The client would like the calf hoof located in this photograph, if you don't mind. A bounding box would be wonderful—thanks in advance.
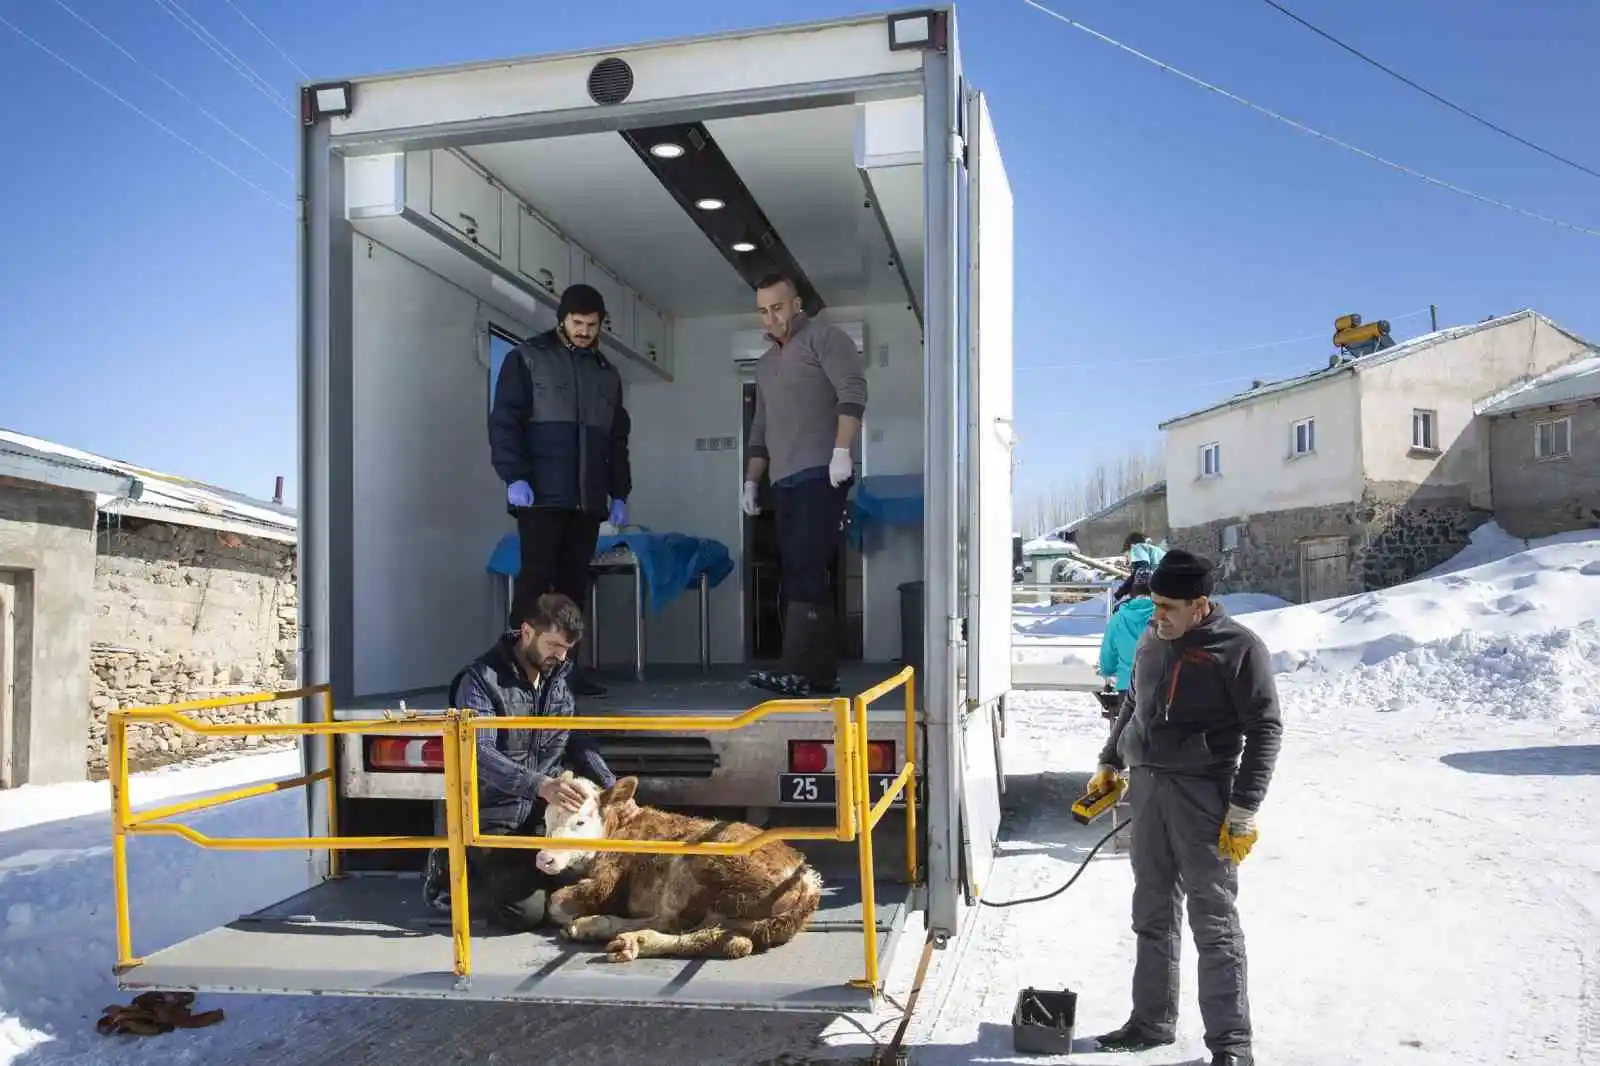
[605,932,642,963]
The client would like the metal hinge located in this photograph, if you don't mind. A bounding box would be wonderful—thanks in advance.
[948,132,966,165]
[947,615,966,647]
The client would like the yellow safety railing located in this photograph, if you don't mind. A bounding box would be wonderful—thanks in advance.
[107,670,920,996]
[845,664,918,991]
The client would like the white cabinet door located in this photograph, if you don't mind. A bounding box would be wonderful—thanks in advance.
[576,254,633,349]
[633,295,668,368]
[429,150,501,258]
[517,207,568,297]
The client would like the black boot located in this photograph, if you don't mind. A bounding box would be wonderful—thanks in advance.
[749,602,814,696]
[1211,1051,1254,1066]
[804,601,841,695]
[1094,1019,1176,1052]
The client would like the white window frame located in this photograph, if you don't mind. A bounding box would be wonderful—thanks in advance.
[487,325,521,412]
[1411,408,1438,452]
[1199,441,1221,479]
[1290,417,1315,458]
[1534,416,1572,461]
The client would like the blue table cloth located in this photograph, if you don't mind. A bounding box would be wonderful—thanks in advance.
[850,473,923,547]
[487,530,734,615]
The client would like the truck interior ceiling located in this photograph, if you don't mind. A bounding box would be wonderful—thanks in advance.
[341,98,928,712]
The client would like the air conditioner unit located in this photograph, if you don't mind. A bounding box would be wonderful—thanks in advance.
[730,321,866,365]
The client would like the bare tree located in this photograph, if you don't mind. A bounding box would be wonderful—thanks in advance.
[1019,440,1164,537]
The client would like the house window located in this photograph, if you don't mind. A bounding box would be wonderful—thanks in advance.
[488,327,520,411]
[1199,442,1221,478]
[1411,409,1438,452]
[1534,417,1572,460]
[1291,417,1315,457]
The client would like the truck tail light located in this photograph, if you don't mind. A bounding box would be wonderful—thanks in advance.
[789,741,828,774]
[368,736,444,772]
[867,741,896,774]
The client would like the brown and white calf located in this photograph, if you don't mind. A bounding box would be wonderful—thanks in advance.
[535,772,824,963]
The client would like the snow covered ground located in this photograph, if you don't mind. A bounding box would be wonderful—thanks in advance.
[3,522,1598,1064]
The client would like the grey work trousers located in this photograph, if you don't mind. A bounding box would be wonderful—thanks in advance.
[1127,767,1252,1054]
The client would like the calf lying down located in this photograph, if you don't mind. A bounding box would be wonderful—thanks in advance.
[535,772,823,963]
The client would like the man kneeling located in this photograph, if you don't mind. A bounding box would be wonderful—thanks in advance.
[422,592,615,929]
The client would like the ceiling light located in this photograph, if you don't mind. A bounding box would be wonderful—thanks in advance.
[731,241,756,253]
[649,142,685,159]
[695,197,725,211]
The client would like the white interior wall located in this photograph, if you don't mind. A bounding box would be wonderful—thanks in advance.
[597,302,925,666]
[350,238,534,696]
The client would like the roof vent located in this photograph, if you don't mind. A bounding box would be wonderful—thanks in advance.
[587,57,634,106]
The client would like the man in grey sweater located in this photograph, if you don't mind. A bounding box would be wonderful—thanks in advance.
[1089,549,1282,1066]
[741,273,868,696]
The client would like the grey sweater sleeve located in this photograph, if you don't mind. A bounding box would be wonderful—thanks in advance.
[1227,634,1283,812]
[819,326,868,418]
[748,384,768,460]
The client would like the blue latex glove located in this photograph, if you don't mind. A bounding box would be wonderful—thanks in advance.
[608,498,626,526]
[507,480,534,508]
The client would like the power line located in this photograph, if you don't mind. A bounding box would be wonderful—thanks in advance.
[1022,308,1430,370]
[218,0,309,81]
[150,0,292,116]
[1019,0,1600,239]
[1255,0,1600,182]
[51,0,290,177]
[0,12,292,211]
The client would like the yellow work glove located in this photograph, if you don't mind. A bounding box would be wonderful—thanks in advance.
[1088,764,1121,796]
[1218,803,1258,864]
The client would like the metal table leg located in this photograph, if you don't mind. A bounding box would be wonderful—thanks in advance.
[588,580,600,670]
[632,562,646,682]
[698,571,711,673]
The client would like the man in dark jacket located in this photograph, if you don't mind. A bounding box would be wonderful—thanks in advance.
[421,592,616,930]
[1089,549,1282,1066]
[488,283,631,697]
[740,273,868,697]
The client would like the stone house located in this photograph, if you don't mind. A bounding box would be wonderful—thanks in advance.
[0,429,297,785]
[1158,310,1597,604]
[1057,481,1167,557]
[1480,356,1600,539]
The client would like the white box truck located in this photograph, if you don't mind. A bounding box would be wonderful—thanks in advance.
[112,4,1015,1015]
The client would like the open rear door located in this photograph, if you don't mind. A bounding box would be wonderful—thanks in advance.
[957,88,1014,901]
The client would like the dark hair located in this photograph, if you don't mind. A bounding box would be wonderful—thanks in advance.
[519,592,584,642]
[754,272,797,295]
[557,283,606,320]
[1123,532,1147,551]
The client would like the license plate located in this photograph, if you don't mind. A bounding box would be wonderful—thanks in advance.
[778,772,916,806]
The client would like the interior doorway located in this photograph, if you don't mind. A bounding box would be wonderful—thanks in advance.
[739,379,864,663]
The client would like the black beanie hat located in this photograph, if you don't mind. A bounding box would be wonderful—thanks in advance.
[1148,548,1214,601]
[557,282,606,321]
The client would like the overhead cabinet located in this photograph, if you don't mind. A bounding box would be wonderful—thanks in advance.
[516,206,568,297]
[428,150,502,259]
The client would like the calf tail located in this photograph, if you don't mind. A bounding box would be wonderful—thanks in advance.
[730,863,824,953]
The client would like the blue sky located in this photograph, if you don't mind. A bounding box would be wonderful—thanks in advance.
[2,0,1596,508]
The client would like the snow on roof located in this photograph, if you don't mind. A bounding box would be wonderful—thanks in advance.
[1477,354,1600,417]
[1159,310,1594,430]
[0,428,297,544]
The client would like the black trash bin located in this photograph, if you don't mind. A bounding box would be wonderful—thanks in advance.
[898,580,924,678]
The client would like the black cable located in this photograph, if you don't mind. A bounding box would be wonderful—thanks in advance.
[978,814,1132,909]
[1256,0,1600,182]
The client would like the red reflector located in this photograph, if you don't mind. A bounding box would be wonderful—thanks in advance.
[867,741,895,774]
[790,741,828,774]
[369,736,444,771]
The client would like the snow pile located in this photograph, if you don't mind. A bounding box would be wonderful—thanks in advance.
[1243,526,1600,724]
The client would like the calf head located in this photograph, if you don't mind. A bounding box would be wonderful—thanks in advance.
[534,773,639,876]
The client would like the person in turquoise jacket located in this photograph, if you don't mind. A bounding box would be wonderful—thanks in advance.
[1099,554,1157,692]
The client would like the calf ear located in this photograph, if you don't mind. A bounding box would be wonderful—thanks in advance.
[601,776,638,807]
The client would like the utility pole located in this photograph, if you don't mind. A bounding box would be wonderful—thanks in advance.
[1430,304,1438,332]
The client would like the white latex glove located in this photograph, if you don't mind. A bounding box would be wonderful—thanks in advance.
[741,480,761,517]
[828,447,854,487]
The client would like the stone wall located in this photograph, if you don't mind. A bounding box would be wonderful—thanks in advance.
[1168,484,1490,604]
[87,517,298,777]
[1489,401,1600,539]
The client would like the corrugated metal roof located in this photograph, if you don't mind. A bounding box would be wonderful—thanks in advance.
[1158,310,1588,430]
[1478,355,1600,417]
[0,428,297,543]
